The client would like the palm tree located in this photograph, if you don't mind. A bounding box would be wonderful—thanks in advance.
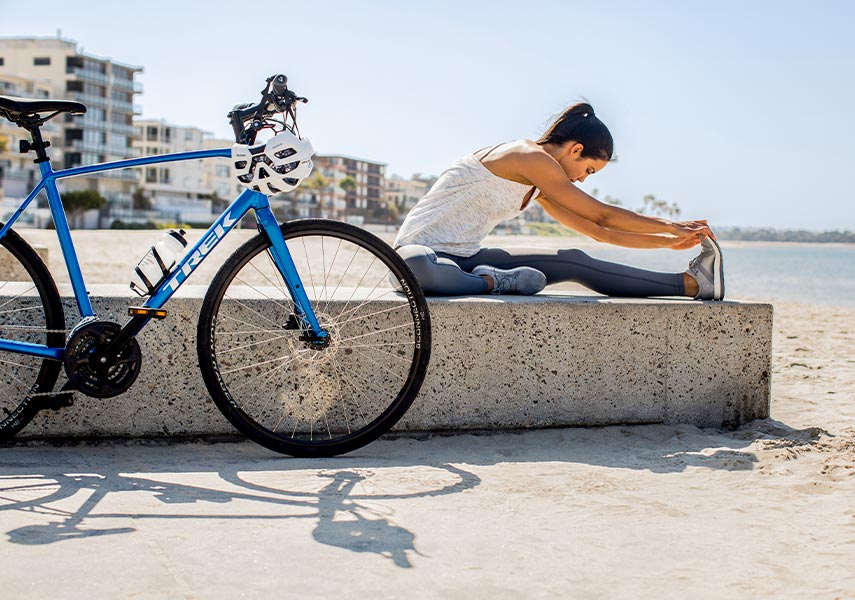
[303,172,329,218]
[339,176,357,222]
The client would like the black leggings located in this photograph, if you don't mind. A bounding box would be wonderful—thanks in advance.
[396,245,686,297]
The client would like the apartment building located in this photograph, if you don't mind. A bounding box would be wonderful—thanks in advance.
[133,120,236,223]
[202,136,242,201]
[0,73,59,203]
[0,36,142,213]
[308,154,386,224]
[384,174,436,215]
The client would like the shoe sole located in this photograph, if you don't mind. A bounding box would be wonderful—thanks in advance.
[707,238,725,300]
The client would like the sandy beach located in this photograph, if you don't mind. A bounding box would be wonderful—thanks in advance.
[3,229,854,597]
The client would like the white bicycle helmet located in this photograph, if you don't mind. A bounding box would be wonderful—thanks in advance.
[232,129,314,195]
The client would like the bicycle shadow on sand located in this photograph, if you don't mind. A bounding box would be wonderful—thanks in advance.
[0,446,480,568]
[0,417,834,568]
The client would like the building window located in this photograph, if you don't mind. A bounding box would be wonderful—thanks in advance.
[0,58,4,66]
[33,57,51,66]
[63,153,82,169]
[146,168,157,183]
[147,126,158,142]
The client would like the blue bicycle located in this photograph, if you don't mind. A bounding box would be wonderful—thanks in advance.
[0,75,431,457]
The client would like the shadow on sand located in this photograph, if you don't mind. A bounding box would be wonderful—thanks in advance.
[0,417,830,567]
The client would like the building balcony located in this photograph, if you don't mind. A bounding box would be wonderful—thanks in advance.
[68,91,108,108]
[103,169,140,181]
[109,98,133,113]
[66,67,109,85]
[109,122,139,137]
[110,77,142,94]
[70,139,109,154]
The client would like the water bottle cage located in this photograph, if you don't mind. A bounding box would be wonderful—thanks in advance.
[131,246,172,296]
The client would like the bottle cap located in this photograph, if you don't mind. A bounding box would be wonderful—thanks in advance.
[167,230,188,246]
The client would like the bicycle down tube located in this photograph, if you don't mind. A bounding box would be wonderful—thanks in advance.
[0,148,326,361]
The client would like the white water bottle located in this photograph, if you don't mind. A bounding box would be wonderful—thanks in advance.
[130,229,188,296]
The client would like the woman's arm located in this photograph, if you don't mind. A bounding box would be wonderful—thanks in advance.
[537,194,700,249]
[511,149,713,239]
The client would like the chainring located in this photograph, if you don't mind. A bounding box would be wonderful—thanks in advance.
[63,320,142,398]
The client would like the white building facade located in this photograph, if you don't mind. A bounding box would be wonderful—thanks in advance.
[0,36,142,220]
[384,174,436,215]
[133,119,239,224]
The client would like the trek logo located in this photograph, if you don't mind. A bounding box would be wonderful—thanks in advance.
[164,211,239,292]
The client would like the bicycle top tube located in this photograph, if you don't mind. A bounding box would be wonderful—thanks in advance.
[0,122,326,359]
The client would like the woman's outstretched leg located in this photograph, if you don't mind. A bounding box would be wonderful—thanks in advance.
[453,247,687,297]
[395,245,489,295]
[396,245,548,295]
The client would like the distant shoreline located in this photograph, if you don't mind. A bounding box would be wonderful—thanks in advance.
[497,222,855,244]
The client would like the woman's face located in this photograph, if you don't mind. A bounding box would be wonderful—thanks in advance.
[559,142,609,183]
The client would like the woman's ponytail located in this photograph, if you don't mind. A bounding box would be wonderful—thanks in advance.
[537,102,614,161]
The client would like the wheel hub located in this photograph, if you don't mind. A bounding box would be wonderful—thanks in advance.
[288,313,339,367]
[63,320,142,398]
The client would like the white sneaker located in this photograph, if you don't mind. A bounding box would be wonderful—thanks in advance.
[471,265,547,295]
[687,236,725,300]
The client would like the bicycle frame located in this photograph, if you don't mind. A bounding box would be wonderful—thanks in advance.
[0,149,326,361]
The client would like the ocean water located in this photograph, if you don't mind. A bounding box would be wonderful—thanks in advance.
[486,237,855,307]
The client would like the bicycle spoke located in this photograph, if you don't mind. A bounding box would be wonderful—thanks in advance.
[217,331,295,355]
[199,222,428,456]
[0,235,63,440]
[322,245,361,315]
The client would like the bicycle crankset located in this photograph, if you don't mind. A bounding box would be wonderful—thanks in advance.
[63,320,142,398]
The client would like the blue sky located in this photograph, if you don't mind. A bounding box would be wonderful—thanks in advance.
[3,0,854,229]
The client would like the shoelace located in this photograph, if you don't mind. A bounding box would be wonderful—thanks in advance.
[492,268,511,293]
[688,245,713,273]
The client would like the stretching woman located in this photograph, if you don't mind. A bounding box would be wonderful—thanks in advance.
[393,103,724,300]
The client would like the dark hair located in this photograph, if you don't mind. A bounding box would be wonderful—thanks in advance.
[537,103,614,161]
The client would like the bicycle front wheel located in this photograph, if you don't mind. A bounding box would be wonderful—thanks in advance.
[0,229,65,440]
[197,219,431,457]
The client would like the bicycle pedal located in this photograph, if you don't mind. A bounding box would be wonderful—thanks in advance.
[128,307,168,319]
[40,390,74,411]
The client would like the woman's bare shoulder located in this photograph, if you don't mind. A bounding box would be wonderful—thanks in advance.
[474,139,544,157]
[476,140,556,182]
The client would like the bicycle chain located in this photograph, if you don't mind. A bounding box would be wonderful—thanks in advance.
[0,325,69,334]
[0,326,73,405]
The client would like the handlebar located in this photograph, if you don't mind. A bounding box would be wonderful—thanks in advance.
[227,74,307,144]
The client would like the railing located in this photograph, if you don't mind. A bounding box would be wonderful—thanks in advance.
[70,139,110,154]
[110,77,138,92]
[68,91,108,108]
[66,67,109,84]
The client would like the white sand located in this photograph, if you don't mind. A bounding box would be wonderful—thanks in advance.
[6,229,855,596]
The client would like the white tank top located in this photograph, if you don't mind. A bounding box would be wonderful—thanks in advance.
[393,151,537,257]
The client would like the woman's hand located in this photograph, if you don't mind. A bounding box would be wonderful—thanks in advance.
[669,219,716,241]
[666,233,704,250]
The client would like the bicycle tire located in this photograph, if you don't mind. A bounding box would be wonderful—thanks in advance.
[0,229,65,440]
[197,219,431,457]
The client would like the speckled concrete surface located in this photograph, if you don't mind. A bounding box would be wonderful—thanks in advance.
[400,295,771,430]
[4,285,772,439]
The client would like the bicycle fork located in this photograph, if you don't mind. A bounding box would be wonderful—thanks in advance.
[253,204,329,347]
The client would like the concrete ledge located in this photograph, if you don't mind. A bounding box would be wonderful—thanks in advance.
[15,285,772,438]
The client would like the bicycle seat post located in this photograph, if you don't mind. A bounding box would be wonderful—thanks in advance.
[21,124,51,164]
